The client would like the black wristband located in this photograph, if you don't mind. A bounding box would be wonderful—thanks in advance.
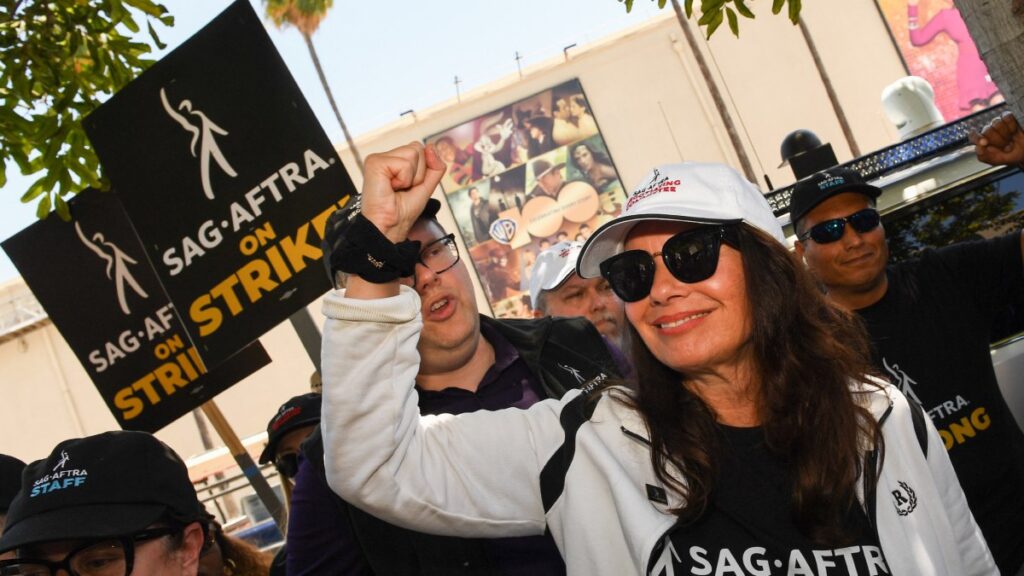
[322,209,421,286]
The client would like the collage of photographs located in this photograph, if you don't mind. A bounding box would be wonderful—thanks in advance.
[426,79,627,318]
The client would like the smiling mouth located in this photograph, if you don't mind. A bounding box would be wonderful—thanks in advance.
[657,312,709,329]
[843,252,874,265]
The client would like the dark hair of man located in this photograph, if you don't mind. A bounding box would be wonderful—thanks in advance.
[620,224,884,545]
[160,517,191,554]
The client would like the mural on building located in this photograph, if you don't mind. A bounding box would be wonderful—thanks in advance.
[876,0,1002,122]
[427,79,627,318]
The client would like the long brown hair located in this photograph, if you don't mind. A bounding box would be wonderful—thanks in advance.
[624,224,883,544]
[210,524,273,575]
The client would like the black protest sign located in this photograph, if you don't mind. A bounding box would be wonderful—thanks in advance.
[82,0,355,367]
[3,188,271,433]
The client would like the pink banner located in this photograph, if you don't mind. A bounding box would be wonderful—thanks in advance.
[876,0,1002,122]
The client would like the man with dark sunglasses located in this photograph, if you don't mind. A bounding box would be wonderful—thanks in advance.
[0,431,209,576]
[259,393,321,485]
[791,164,1024,576]
[257,392,321,575]
[285,141,627,576]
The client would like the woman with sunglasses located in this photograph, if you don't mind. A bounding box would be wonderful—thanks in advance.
[319,143,994,576]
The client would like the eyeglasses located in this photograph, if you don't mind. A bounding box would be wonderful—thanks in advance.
[274,452,299,479]
[797,208,880,244]
[402,234,460,286]
[599,225,739,303]
[0,527,177,576]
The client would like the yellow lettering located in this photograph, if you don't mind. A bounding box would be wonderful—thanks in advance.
[189,294,223,337]
[971,407,990,430]
[254,221,276,246]
[209,275,244,316]
[153,334,185,360]
[177,350,200,381]
[279,223,322,273]
[939,429,954,450]
[938,406,991,449]
[132,374,161,404]
[265,245,293,282]
[949,417,977,444]
[236,259,278,303]
[153,363,188,396]
[114,388,144,420]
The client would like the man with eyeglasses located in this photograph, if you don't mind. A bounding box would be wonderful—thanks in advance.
[791,164,1024,576]
[281,142,626,575]
[0,431,209,576]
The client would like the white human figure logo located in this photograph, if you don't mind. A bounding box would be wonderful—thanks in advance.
[557,363,585,384]
[53,450,70,472]
[75,222,149,316]
[160,87,238,200]
[649,538,680,576]
[882,357,923,405]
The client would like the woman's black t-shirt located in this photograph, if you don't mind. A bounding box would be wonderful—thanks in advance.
[648,426,889,576]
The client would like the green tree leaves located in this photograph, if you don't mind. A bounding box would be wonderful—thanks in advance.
[619,0,801,38]
[1,0,173,219]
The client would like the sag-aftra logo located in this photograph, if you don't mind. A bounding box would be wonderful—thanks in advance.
[30,451,88,497]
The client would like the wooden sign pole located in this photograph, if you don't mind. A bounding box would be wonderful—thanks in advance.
[200,399,286,534]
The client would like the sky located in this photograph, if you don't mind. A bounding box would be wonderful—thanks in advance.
[0,0,667,282]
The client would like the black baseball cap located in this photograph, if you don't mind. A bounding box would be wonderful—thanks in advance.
[0,431,206,553]
[788,167,882,225]
[0,454,26,513]
[259,393,322,464]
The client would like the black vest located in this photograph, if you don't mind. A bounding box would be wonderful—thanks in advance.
[302,315,621,575]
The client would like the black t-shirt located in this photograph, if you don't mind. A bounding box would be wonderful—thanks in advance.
[856,233,1024,575]
[649,426,887,576]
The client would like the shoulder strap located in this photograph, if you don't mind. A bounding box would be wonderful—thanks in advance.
[907,397,929,458]
[539,391,601,512]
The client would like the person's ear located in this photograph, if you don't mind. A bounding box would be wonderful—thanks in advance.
[794,240,807,264]
[179,522,206,573]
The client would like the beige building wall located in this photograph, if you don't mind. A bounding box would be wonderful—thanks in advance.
[2,2,911,463]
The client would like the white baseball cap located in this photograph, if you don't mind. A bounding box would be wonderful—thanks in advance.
[528,241,583,309]
[576,162,784,278]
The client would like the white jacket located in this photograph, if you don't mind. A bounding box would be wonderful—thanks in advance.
[321,287,997,576]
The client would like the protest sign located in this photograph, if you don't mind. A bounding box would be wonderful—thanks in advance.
[83,0,355,366]
[3,188,271,433]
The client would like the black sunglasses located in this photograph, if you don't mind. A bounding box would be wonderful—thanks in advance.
[599,225,739,303]
[798,208,880,244]
[274,453,300,479]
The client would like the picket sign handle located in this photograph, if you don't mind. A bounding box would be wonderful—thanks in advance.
[200,399,286,535]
